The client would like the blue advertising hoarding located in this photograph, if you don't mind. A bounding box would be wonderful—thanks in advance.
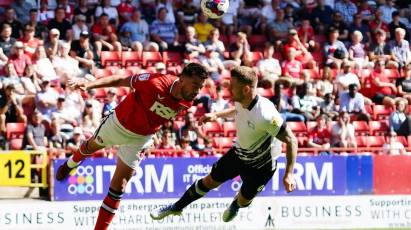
[53,155,371,201]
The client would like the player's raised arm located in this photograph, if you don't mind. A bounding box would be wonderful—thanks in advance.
[198,107,236,125]
[68,74,133,91]
[276,125,297,193]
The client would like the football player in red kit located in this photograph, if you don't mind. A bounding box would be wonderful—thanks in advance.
[55,63,208,230]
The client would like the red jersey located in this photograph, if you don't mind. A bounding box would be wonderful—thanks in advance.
[309,127,331,145]
[282,59,303,78]
[19,37,41,60]
[115,73,192,136]
[370,70,395,96]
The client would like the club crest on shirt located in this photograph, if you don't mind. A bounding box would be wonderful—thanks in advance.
[247,121,255,129]
[138,73,150,81]
[271,115,282,128]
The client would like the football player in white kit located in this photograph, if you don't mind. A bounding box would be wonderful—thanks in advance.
[150,66,297,222]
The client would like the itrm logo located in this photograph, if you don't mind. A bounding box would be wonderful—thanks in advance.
[67,165,95,195]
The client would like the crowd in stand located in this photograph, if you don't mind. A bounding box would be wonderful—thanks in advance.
[1,0,411,158]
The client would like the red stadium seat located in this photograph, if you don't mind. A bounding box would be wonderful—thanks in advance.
[257,87,274,98]
[219,35,229,47]
[384,69,400,79]
[9,139,23,150]
[101,51,121,67]
[366,136,386,148]
[6,123,26,140]
[373,105,392,120]
[365,104,373,115]
[122,51,143,67]
[104,66,120,74]
[163,52,182,66]
[212,137,233,149]
[94,68,112,79]
[126,66,142,74]
[356,136,367,147]
[116,87,129,98]
[297,136,307,147]
[166,65,182,75]
[114,68,133,76]
[394,136,408,147]
[202,121,223,137]
[353,121,369,136]
[306,121,317,132]
[369,120,389,136]
[304,69,320,80]
[143,51,162,67]
[193,104,207,118]
[223,121,236,137]
[250,51,263,66]
[249,35,267,49]
[287,122,307,136]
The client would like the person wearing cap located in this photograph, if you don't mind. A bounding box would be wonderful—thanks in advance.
[336,60,360,93]
[70,30,95,70]
[19,24,41,60]
[0,83,27,136]
[47,7,73,41]
[51,95,77,126]
[35,77,59,121]
[72,14,89,40]
[44,28,61,58]
[66,127,85,153]
[7,41,32,77]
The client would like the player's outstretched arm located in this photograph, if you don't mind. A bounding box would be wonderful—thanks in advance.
[276,125,297,193]
[68,75,132,91]
[198,107,236,125]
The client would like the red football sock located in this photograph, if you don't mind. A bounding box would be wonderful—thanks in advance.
[94,188,123,230]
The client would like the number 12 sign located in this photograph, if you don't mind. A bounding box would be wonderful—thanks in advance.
[0,152,30,186]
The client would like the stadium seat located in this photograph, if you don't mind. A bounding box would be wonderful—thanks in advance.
[166,65,182,75]
[104,66,119,74]
[6,123,26,140]
[369,120,389,136]
[249,35,267,49]
[126,66,141,74]
[114,68,133,76]
[202,121,223,137]
[94,68,112,79]
[100,51,121,67]
[304,69,320,80]
[306,121,317,132]
[219,35,229,47]
[193,104,207,118]
[257,87,274,98]
[394,136,408,147]
[9,139,23,150]
[287,122,307,136]
[122,51,142,67]
[250,51,263,66]
[212,137,233,149]
[163,52,182,66]
[384,69,400,79]
[365,104,373,115]
[143,51,162,67]
[353,121,369,136]
[116,87,129,98]
[297,136,307,147]
[356,136,367,148]
[223,121,236,137]
[366,136,386,148]
[373,105,392,120]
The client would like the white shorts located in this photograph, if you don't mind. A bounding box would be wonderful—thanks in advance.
[93,111,153,169]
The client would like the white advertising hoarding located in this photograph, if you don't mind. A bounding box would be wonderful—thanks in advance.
[1,195,410,229]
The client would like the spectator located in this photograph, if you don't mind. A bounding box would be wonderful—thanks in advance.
[20,64,38,95]
[397,64,411,104]
[38,2,55,25]
[389,27,410,68]
[383,131,406,155]
[282,47,303,81]
[236,0,260,36]
[369,9,390,40]
[82,101,99,134]
[19,24,41,61]
[66,127,85,153]
[388,11,407,39]
[120,10,158,52]
[369,60,397,107]
[200,51,225,83]
[0,24,16,58]
[270,8,292,42]
[349,31,369,69]
[335,61,360,94]
[85,89,103,121]
[329,12,350,41]
[0,63,23,93]
[368,29,395,66]
[324,28,348,68]
[204,28,225,59]
[194,12,214,43]
[157,130,178,157]
[92,13,122,55]
[270,82,305,122]
[350,13,371,46]
[156,0,176,24]
[389,98,408,136]
[339,84,370,121]
[35,78,59,121]
[319,93,338,120]
[357,0,374,22]
[297,18,315,48]
[22,111,48,150]
[150,7,179,51]
[33,46,58,82]
[53,42,82,83]
[330,111,356,148]
[51,95,77,127]
[1,8,23,39]
[7,41,31,77]
[257,43,281,88]
[184,26,206,61]
[178,136,194,157]
[44,28,61,58]
[176,0,198,30]
[72,14,89,41]
[334,0,357,24]
[378,0,397,24]
[61,85,85,124]
[311,0,334,28]
[70,31,95,70]
[48,118,67,159]
[26,9,48,41]
[229,32,252,67]
[117,0,135,24]
[284,29,315,68]
[95,0,119,27]
[178,111,209,151]
[11,0,35,24]
[315,67,334,97]
[220,0,241,36]
[0,83,26,136]
[102,88,118,116]
[73,0,95,27]
[48,7,73,41]
[307,115,331,152]
[259,0,278,35]
[57,0,75,21]
[210,86,230,114]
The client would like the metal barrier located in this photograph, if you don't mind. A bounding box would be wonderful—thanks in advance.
[0,150,48,188]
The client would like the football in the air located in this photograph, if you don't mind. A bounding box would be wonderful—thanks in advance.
[200,0,230,19]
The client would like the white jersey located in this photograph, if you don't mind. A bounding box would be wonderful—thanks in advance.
[233,95,284,169]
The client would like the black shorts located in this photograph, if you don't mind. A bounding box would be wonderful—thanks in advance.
[372,93,395,104]
[210,147,277,200]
